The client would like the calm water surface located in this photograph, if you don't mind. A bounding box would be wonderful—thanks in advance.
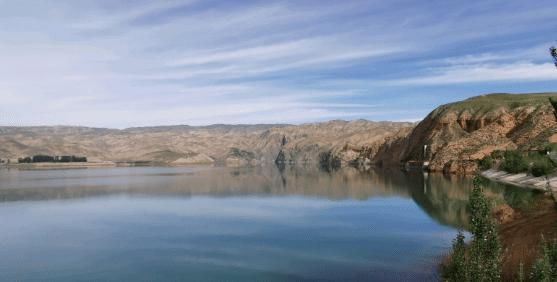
[0,166,542,281]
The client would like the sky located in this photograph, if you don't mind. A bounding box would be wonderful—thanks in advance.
[1,0,557,128]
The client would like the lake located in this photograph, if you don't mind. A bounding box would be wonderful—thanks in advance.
[0,166,542,281]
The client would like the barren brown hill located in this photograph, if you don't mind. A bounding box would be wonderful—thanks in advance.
[0,120,413,167]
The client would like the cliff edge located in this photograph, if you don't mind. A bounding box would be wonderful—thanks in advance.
[374,93,557,174]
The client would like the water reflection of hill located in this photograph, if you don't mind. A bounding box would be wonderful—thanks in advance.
[0,166,409,201]
[0,166,542,229]
[409,173,542,229]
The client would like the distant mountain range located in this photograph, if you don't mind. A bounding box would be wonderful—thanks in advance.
[0,120,413,167]
[1,93,556,174]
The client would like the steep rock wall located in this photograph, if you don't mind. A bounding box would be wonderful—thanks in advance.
[374,93,557,174]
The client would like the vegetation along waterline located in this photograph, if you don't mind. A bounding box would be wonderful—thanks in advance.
[442,174,557,281]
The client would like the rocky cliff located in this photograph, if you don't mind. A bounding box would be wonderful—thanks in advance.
[374,93,557,174]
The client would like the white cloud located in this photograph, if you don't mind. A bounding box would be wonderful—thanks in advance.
[69,1,199,31]
[433,44,554,66]
[0,0,556,127]
[389,62,557,85]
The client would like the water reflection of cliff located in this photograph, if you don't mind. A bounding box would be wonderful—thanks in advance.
[0,166,542,229]
[408,173,542,229]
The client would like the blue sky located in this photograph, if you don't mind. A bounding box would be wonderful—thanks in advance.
[1,0,557,128]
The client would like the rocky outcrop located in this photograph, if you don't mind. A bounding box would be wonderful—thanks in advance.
[171,153,214,165]
[261,120,414,167]
[375,93,557,174]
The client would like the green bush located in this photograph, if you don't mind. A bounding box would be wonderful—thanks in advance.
[478,156,494,170]
[497,150,555,176]
[545,143,557,153]
[501,151,529,174]
[444,232,468,281]
[530,237,557,281]
[531,156,555,177]
[510,101,521,109]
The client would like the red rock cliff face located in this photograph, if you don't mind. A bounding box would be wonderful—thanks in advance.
[374,93,557,174]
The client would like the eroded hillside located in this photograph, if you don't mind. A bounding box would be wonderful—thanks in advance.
[374,93,557,174]
[0,120,414,167]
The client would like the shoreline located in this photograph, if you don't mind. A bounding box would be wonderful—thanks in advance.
[0,162,117,170]
[0,161,228,170]
[481,169,556,192]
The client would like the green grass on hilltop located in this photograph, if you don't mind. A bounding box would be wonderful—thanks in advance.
[440,93,557,113]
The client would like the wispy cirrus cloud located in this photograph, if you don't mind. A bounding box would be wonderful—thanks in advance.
[0,0,556,127]
[388,62,557,85]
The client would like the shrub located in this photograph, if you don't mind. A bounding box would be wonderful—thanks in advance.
[531,156,555,177]
[478,156,493,170]
[18,157,31,163]
[545,143,557,153]
[530,236,557,281]
[510,101,521,109]
[501,151,529,173]
[443,231,468,281]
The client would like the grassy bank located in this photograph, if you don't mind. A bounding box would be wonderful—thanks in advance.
[442,93,557,114]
